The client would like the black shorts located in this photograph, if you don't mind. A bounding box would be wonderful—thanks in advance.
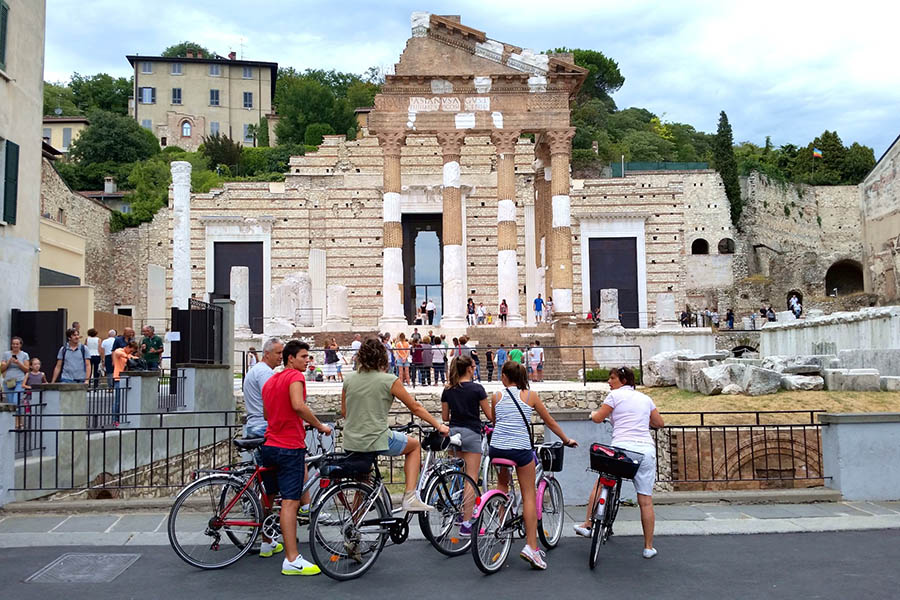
[260,445,306,500]
[489,446,535,468]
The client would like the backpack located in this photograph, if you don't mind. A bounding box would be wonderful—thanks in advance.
[59,343,88,376]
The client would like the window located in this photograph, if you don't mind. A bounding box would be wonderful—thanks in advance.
[120,203,132,214]
[170,62,182,75]
[210,121,220,135]
[62,127,72,150]
[209,89,220,106]
[181,121,191,137]
[243,91,253,108]
[209,63,221,76]
[691,238,709,255]
[140,61,152,74]
[243,124,254,144]
[139,87,156,104]
[171,87,182,104]
[141,119,152,130]
[160,137,167,147]
[0,1,8,71]
[42,128,51,141]
[2,139,19,225]
[242,66,252,79]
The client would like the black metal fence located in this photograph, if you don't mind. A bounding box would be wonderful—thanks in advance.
[86,380,129,428]
[158,368,186,412]
[14,390,45,458]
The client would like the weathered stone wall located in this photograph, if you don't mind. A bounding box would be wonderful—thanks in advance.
[860,137,900,302]
[109,206,170,324]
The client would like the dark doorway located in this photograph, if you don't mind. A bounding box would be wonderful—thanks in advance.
[589,237,639,328]
[402,214,442,325]
[10,308,67,375]
[212,242,264,333]
[825,260,864,296]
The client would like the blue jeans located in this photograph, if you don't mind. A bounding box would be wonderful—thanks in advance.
[113,379,122,421]
[433,364,446,384]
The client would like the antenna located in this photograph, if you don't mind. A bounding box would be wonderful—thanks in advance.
[240,36,244,60]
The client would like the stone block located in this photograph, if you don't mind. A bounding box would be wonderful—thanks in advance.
[674,359,715,393]
[643,349,691,387]
[740,366,783,396]
[842,369,881,392]
[880,376,900,392]
[823,368,848,391]
[698,363,745,396]
[781,375,825,391]
[782,365,822,375]
[725,357,762,367]
[677,351,729,361]
[722,383,743,395]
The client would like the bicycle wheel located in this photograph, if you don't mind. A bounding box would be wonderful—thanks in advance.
[537,477,564,549]
[168,475,262,569]
[419,470,480,557]
[308,480,390,581]
[589,514,603,570]
[602,483,620,543]
[472,494,513,575]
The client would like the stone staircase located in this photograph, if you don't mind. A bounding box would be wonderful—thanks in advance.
[463,324,582,381]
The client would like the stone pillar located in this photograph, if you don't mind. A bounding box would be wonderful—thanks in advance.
[534,144,552,300]
[547,129,576,314]
[296,272,313,327]
[655,292,679,330]
[323,284,352,330]
[599,288,622,327]
[212,298,235,367]
[171,161,192,309]
[230,266,251,334]
[437,131,468,329]
[492,130,525,327]
[378,131,407,330]
[0,403,14,506]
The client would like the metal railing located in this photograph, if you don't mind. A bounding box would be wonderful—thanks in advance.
[158,368,186,412]
[14,390,45,458]
[86,380,130,428]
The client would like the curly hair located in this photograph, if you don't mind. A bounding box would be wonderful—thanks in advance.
[356,337,389,373]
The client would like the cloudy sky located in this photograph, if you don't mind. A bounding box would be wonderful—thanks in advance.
[45,0,899,156]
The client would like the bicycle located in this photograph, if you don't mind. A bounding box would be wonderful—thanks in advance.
[469,442,566,574]
[167,428,334,569]
[585,442,644,570]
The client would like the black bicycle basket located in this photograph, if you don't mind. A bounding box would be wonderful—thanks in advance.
[589,443,643,479]
[318,452,376,479]
[538,442,565,472]
[422,430,451,452]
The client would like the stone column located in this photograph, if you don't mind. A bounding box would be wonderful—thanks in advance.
[230,266,251,334]
[296,272,313,327]
[171,161,192,309]
[436,131,468,329]
[655,292,679,330]
[533,143,552,300]
[378,131,407,330]
[323,284,352,330]
[492,130,525,327]
[547,129,576,314]
[598,288,622,328]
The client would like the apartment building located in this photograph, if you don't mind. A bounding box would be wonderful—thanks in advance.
[42,115,89,154]
[127,51,277,151]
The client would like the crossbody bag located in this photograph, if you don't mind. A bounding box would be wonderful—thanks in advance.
[505,387,534,450]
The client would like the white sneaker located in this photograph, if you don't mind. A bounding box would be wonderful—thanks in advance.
[642,548,658,559]
[401,491,435,512]
[520,544,547,570]
[573,525,591,538]
[259,539,283,557]
[281,554,321,576]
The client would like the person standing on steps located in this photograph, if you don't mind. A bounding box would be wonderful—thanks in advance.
[545,297,554,322]
[485,347,495,382]
[426,299,436,325]
[499,299,509,326]
[533,294,544,324]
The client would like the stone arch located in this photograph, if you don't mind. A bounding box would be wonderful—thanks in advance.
[712,429,822,484]
[717,237,735,254]
[691,238,709,255]
[786,289,803,311]
[731,344,757,357]
[825,259,864,296]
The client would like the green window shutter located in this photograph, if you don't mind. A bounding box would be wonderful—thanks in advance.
[0,2,8,71]
[4,139,18,224]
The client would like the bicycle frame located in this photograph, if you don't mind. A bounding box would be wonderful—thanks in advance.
[471,450,554,524]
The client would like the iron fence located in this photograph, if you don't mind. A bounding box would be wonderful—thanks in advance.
[14,390,44,458]
[158,368,186,412]
[86,380,129,428]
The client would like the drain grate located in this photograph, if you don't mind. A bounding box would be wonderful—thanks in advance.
[26,553,141,584]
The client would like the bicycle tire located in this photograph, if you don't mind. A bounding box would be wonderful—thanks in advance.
[168,475,262,569]
[589,514,603,570]
[308,480,390,581]
[472,494,513,575]
[419,469,480,557]
[537,477,564,549]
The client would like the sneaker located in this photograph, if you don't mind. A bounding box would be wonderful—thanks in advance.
[281,554,321,576]
[573,524,591,538]
[297,504,310,522]
[401,491,436,512]
[642,548,658,559]
[520,544,547,570]
[459,521,472,536]
[260,540,283,558]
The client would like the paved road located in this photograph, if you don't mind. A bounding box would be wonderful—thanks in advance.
[3,530,899,599]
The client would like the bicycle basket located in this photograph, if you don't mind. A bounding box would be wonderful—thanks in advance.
[422,430,450,452]
[538,442,565,472]
[589,443,643,479]
[318,452,376,479]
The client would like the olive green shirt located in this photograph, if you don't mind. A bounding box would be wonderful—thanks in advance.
[342,370,398,452]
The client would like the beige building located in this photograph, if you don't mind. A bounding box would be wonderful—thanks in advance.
[1,0,46,349]
[860,133,900,302]
[127,51,277,151]
[41,115,88,154]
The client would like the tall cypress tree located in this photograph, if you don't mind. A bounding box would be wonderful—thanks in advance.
[714,111,742,226]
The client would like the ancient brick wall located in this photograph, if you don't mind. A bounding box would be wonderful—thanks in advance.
[860,138,900,302]
[109,206,169,324]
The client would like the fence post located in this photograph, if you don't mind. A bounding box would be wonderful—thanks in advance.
[124,372,161,429]
[0,403,15,507]
[212,298,235,368]
[41,384,89,489]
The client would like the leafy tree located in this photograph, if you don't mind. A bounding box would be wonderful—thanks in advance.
[842,142,875,183]
[162,41,213,58]
[256,116,269,147]
[346,80,379,109]
[43,82,81,116]
[69,73,133,115]
[550,48,624,104]
[274,77,335,145]
[55,160,136,192]
[69,110,159,164]
[305,122,334,146]
[199,132,242,169]
[713,111,742,224]
[623,130,675,161]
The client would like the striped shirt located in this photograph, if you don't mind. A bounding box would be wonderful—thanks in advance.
[490,386,533,450]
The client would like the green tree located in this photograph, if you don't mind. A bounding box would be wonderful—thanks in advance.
[622,130,676,161]
[69,72,133,115]
[256,116,269,147]
[69,110,159,164]
[346,80,379,109]
[161,41,213,58]
[43,82,81,116]
[713,111,742,225]
[842,142,875,184]
[304,122,334,146]
[274,77,335,145]
[550,48,624,104]
[199,132,242,170]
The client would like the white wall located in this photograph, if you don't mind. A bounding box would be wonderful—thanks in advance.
[760,307,900,356]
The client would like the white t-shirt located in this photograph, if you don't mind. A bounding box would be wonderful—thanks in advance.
[477,305,487,317]
[426,301,436,312]
[529,347,543,364]
[101,337,116,357]
[85,336,101,356]
[603,386,656,446]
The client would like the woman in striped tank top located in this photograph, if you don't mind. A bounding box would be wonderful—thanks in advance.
[489,361,577,570]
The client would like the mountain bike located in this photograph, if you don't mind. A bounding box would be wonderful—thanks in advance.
[586,443,644,570]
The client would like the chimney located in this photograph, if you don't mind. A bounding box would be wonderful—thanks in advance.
[197,51,203,58]
[104,176,117,194]
[186,50,194,58]
[228,51,236,60]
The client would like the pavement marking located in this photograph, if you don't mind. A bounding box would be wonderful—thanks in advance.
[47,516,71,533]
[152,515,166,532]
[104,516,124,533]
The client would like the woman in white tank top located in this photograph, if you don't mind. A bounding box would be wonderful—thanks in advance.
[488,361,577,570]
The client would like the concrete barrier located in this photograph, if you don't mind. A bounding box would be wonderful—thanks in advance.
[820,413,900,501]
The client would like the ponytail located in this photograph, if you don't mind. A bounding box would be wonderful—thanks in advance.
[446,355,474,389]
[501,360,529,390]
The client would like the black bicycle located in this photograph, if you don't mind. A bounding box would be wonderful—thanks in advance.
[586,443,644,570]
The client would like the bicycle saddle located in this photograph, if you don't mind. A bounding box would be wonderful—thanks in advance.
[233,437,265,450]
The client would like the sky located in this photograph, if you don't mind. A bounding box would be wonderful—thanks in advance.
[45,0,900,157]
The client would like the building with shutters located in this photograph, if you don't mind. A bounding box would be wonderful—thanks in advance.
[41,115,89,154]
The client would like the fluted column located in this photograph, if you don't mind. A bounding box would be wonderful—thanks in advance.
[436,131,468,328]
[171,161,192,309]
[547,128,576,314]
[378,131,407,329]
[492,130,525,326]
[533,143,552,301]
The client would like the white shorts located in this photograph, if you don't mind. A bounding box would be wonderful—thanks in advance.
[614,440,657,496]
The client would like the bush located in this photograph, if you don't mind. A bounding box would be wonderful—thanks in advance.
[585,367,643,384]
[162,145,187,154]
[304,122,334,146]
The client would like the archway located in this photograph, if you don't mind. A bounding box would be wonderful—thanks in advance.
[825,260,864,296]
[691,238,709,255]
[786,290,803,311]
[717,237,735,254]
[731,345,758,357]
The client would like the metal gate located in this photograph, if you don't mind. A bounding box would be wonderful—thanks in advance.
[10,308,68,372]
[170,299,223,365]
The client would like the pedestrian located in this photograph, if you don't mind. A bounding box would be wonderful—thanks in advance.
[508,344,524,364]
[529,341,544,383]
[766,307,776,322]
[485,347,495,382]
[711,310,720,330]
[459,336,473,359]
[2,336,29,425]
[395,332,411,385]
[101,329,116,387]
[85,328,102,389]
[467,298,476,326]
[426,298,436,325]
[112,340,139,423]
[726,309,735,330]
[471,348,481,382]
[323,341,340,382]
[419,301,428,325]
[411,340,423,386]
[410,328,422,344]
[496,343,508,371]
[243,338,283,438]
[421,336,433,385]
[21,358,47,428]
[51,328,90,383]
[750,312,757,330]
[431,338,446,384]
[247,347,259,370]
[260,340,331,576]
[545,296,554,321]
[680,310,688,327]
[112,327,136,353]
[794,301,803,319]
[533,293,544,323]
[382,332,396,376]
[71,321,81,336]
[499,299,509,326]
[350,333,362,370]
[476,302,487,325]
[140,325,164,371]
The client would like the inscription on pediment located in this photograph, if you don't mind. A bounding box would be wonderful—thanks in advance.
[408,96,491,112]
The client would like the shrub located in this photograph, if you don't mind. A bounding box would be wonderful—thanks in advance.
[585,367,643,383]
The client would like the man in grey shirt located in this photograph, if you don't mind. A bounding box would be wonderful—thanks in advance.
[243,337,284,438]
[52,328,91,383]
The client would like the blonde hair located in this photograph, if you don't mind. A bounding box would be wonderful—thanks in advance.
[446,355,474,389]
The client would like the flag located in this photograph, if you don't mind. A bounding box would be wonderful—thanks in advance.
[812,148,823,158]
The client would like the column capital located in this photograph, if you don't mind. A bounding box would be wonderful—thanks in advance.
[436,131,467,160]
[546,128,576,156]
[377,131,407,157]
[490,130,522,155]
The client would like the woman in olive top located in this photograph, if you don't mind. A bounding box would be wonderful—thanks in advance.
[341,337,449,512]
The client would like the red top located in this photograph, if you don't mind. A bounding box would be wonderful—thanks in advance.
[262,368,307,449]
